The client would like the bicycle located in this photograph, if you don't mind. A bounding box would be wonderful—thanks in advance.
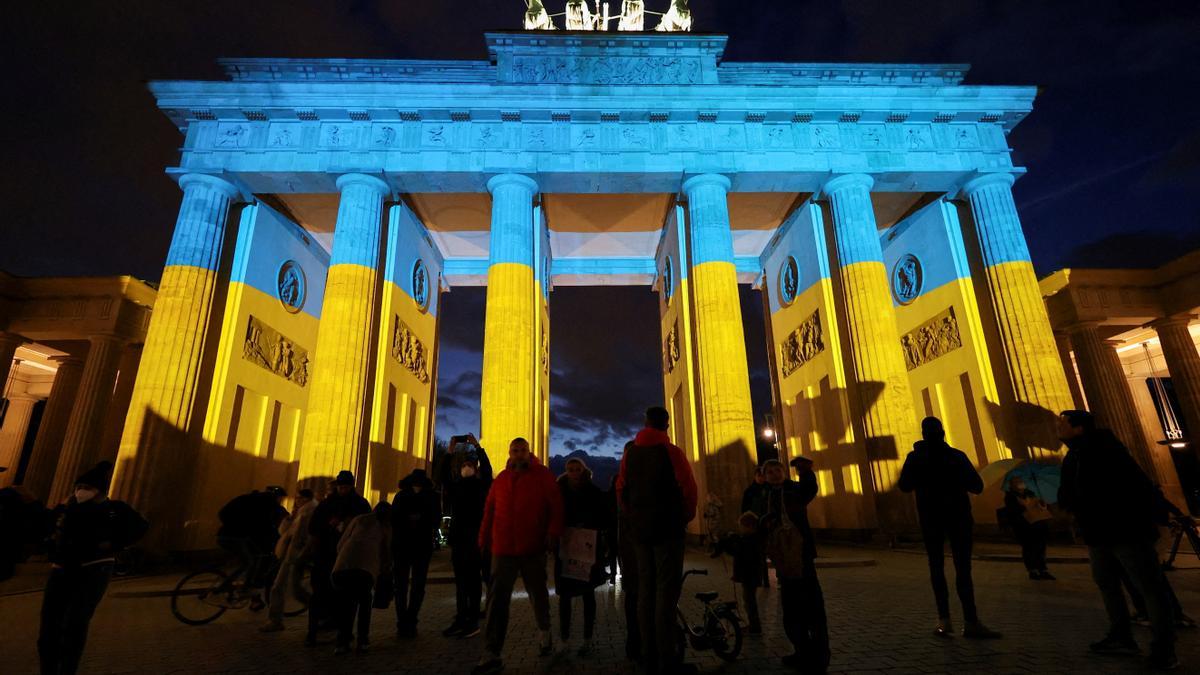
[170,552,311,625]
[1164,516,1200,570]
[674,568,743,662]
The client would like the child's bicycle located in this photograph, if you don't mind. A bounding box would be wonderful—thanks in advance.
[674,568,743,662]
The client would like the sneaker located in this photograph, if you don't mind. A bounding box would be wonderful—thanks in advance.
[259,620,284,633]
[356,641,370,654]
[934,618,954,639]
[248,595,266,612]
[962,621,1003,639]
[442,622,465,638]
[538,629,552,656]
[1132,613,1152,627]
[1089,634,1140,656]
[460,624,481,639]
[333,644,350,656]
[1148,651,1180,671]
[1039,570,1056,581]
[471,657,503,674]
[1177,613,1197,629]
[1028,570,1041,580]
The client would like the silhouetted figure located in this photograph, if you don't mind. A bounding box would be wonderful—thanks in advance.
[714,511,766,635]
[306,471,370,647]
[0,484,51,582]
[473,438,564,674]
[898,417,1001,639]
[261,488,316,632]
[616,406,698,674]
[616,487,641,661]
[442,438,492,638]
[1058,410,1178,670]
[391,469,441,638]
[761,457,828,671]
[554,457,611,655]
[38,461,147,675]
[1004,477,1054,580]
[331,501,392,655]
[741,467,770,589]
[217,485,288,596]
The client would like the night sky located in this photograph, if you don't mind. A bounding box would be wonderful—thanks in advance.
[5,1,1199,458]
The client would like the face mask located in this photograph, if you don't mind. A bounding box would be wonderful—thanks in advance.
[461,465,476,478]
[74,488,99,503]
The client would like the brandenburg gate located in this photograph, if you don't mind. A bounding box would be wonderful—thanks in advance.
[113,31,1076,547]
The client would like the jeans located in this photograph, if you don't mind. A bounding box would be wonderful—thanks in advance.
[633,537,685,671]
[332,569,374,648]
[307,557,335,639]
[779,566,830,672]
[617,523,640,657]
[394,547,432,628]
[38,563,112,675]
[559,591,596,640]
[451,543,484,628]
[1089,542,1175,655]
[921,517,977,623]
[483,553,551,658]
[1014,521,1049,573]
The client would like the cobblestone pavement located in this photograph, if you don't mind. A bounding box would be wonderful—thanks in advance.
[2,544,1198,674]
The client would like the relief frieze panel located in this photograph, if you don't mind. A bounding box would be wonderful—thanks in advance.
[509,55,702,85]
[780,310,824,378]
[901,307,963,371]
[663,320,681,375]
[391,315,431,384]
[243,315,310,387]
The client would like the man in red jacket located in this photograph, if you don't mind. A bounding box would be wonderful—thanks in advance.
[616,406,698,674]
[473,438,564,675]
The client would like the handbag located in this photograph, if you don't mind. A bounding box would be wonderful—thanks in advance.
[1021,497,1052,524]
[765,494,807,580]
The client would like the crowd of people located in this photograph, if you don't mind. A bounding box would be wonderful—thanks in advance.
[1,407,1193,673]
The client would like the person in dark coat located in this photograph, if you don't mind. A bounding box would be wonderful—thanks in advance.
[741,466,771,590]
[898,417,1001,640]
[217,485,288,593]
[38,461,147,675]
[1004,477,1054,580]
[714,511,766,635]
[554,457,611,655]
[0,484,52,582]
[442,440,493,638]
[1057,410,1178,670]
[306,470,370,647]
[761,458,827,671]
[391,468,441,637]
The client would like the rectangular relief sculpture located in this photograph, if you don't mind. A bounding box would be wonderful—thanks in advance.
[242,315,310,387]
[900,307,962,371]
[780,310,824,378]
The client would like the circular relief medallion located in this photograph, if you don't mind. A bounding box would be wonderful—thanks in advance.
[276,260,307,314]
[662,256,675,300]
[412,258,430,311]
[779,255,799,306]
[892,253,924,305]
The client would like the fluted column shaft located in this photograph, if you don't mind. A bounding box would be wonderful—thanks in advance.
[0,333,24,393]
[23,356,85,502]
[298,174,389,484]
[0,396,39,488]
[681,174,756,527]
[825,174,919,528]
[480,174,539,467]
[964,173,1074,454]
[49,335,126,505]
[1054,332,1086,409]
[1153,317,1200,456]
[1068,324,1155,472]
[112,174,238,518]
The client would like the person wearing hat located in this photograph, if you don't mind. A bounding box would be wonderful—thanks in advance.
[261,488,317,632]
[38,461,147,675]
[443,445,493,639]
[217,485,289,603]
[307,470,370,647]
[391,468,441,638]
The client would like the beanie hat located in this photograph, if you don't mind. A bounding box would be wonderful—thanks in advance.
[76,461,114,492]
[333,470,356,486]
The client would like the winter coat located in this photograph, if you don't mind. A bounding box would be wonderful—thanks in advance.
[310,491,371,561]
[554,474,611,595]
[47,497,148,569]
[616,428,699,544]
[720,532,766,588]
[741,481,769,517]
[761,473,818,562]
[448,476,488,550]
[333,512,392,583]
[218,491,288,547]
[1058,429,1159,545]
[898,440,983,525]
[391,487,442,552]
[274,499,316,562]
[478,456,564,557]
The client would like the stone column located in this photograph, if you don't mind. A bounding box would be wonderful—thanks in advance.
[680,174,757,527]
[962,173,1074,455]
[479,174,539,467]
[48,335,126,505]
[0,332,25,394]
[1152,316,1200,455]
[1054,332,1086,409]
[112,174,238,523]
[22,355,84,502]
[824,173,919,529]
[1068,323,1155,472]
[0,395,39,488]
[298,173,389,485]
[99,343,143,465]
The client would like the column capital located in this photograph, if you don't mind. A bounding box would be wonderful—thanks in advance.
[50,354,85,367]
[961,172,1016,197]
[681,173,731,196]
[821,173,874,196]
[176,173,239,199]
[486,173,538,195]
[1150,314,1197,331]
[335,172,390,196]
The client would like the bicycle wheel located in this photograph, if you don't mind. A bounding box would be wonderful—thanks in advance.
[171,569,231,625]
[282,562,313,618]
[708,608,743,662]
